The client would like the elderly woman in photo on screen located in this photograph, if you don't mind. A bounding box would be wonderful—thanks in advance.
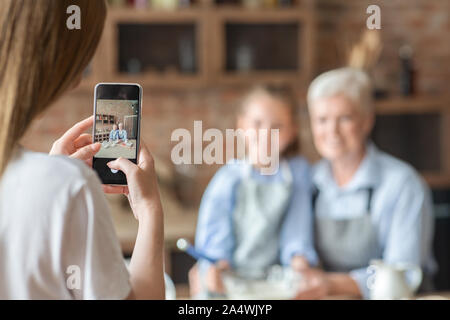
[295,67,437,299]
[117,122,133,147]
[117,123,128,142]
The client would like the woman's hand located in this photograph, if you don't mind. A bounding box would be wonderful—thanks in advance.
[291,255,310,272]
[294,268,331,300]
[106,143,162,220]
[50,116,100,166]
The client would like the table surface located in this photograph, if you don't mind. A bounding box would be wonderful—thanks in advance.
[174,284,450,300]
[95,139,137,159]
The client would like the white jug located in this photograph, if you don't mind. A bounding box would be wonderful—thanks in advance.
[368,260,422,300]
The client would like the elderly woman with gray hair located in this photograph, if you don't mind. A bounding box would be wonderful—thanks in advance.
[295,68,437,299]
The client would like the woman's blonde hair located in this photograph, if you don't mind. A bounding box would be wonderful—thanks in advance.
[0,0,107,175]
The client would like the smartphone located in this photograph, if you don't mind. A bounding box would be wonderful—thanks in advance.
[92,83,142,185]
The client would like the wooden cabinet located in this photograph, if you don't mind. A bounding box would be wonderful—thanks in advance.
[79,0,316,89]
[373,96,450,188]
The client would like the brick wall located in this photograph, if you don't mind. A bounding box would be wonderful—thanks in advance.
[316,0,450,95]
[20,0,450,208]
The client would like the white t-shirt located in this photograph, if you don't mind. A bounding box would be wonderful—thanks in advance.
[0,147,131,299]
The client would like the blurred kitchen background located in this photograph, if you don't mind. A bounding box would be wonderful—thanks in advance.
[20,0,450,297]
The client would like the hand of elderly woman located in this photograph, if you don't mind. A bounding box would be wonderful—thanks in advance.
[294,268,331,300]
[294,268,362,300]
[291,255,311,272]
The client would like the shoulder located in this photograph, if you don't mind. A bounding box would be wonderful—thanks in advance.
[286,156,312,185]
[288,156,312,192]
[311,157,330,186]
[374,148,425,190]
[287,156,311,175]
[206,159,245,190]
[1,149,106,230]
[371,148,433,222]
[11,149,101,195]
[370,147,431,209]
[198,161,246,212]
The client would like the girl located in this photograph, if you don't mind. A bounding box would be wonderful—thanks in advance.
[189,86,317,297]
[0,0,164,299]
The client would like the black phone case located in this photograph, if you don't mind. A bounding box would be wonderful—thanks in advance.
[92,83,142,185]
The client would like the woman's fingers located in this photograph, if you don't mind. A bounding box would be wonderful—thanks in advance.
[73,133,93,149]
[61,116,94,143]
[70,143,100,162]
[137,142,154,171]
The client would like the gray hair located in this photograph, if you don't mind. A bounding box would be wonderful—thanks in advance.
[307,67,374,114]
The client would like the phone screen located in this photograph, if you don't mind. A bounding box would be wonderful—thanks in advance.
[92,83,141,185]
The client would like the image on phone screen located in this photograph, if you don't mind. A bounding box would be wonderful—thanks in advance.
[92,83,141,185]
[94,99,138,159]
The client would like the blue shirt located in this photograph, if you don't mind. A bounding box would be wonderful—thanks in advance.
[195,156,318,269]
[313,142,437,298]
[109,129,118,141]
[117,129,127,141]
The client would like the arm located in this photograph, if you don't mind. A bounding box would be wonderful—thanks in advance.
[107,145,165,300]
[190,165,240,295]
[383,175,432,266]
[195,165,239,264]
[279,159,318,269]
[127,205,164,300]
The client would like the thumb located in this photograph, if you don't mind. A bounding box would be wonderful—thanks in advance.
[70,143,100,161]
[107,157,136,176]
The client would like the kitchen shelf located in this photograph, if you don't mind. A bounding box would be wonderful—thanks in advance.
[372,95,450,188]
[96,114,116,124]
[94,132,111,142]
[118,23,198,74]
[98,7,208,88]
[375,95,450,114]
[107,8,203,21]
[84,0,316,88]
[423,173,450,189]
[212,0,305,9]
[209,6,315,86]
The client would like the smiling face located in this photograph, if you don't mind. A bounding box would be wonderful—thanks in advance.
[238,94,297,163]
[112,124,118,131]
[309,94,374,162]
[118,123,123,131]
